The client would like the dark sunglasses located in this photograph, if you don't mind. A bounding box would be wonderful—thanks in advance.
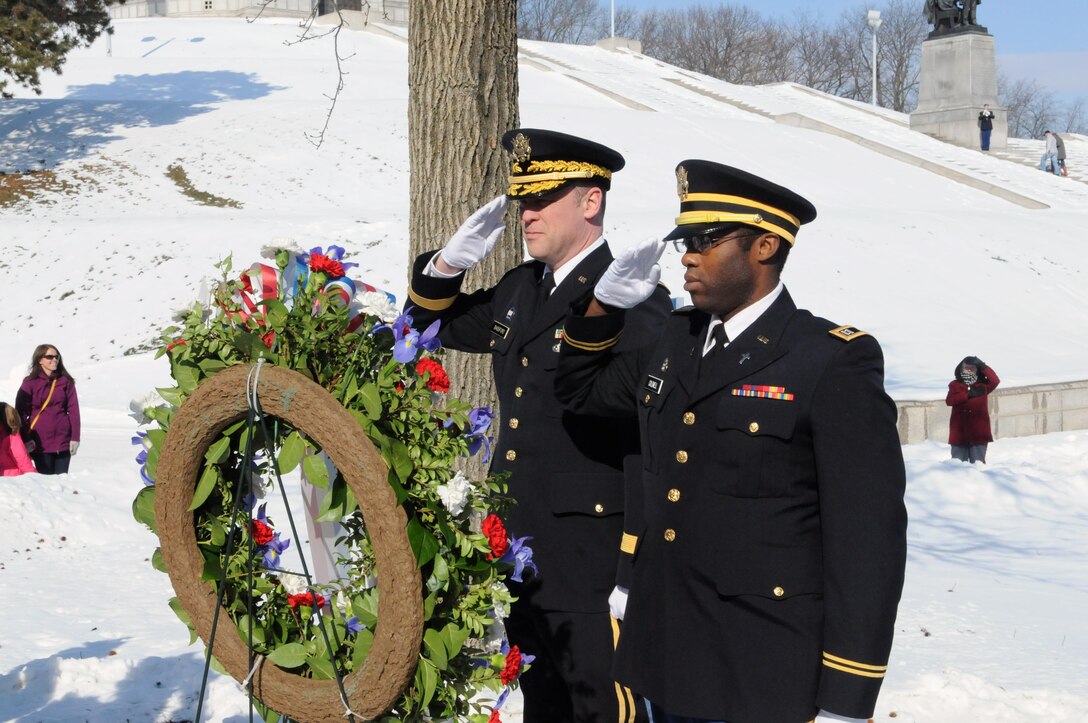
[42,354,60,360]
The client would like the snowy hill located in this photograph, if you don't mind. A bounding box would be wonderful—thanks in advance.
[1,17,1087,723]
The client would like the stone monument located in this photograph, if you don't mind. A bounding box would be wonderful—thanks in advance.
[910,0,1007,151]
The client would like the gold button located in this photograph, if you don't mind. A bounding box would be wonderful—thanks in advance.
[667,488,681,502]
[683,412,695,425]
[509,417,519,429]
[748,421,760,434]
[521,356,529,367]
[664,528,676,542]
[489,339,496,348]
[644,394,651,403]
[515,387,523,398]
[675,450,688,463]
[594,503,604,513]
[773,586,784,598]
[505,450,517,461]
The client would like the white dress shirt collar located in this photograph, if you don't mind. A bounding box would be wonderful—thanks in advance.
[702,281,785,356]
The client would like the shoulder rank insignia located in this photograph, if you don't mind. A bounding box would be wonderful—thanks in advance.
[829,325,869,342]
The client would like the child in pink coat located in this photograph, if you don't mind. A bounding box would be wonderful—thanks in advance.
[0,402,36,476]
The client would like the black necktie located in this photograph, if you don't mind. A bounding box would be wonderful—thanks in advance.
[705,323,728,356]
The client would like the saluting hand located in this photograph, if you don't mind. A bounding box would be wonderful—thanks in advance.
[438,195,509,271]
[595,237,666,309]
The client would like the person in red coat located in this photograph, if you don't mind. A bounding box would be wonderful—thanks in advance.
[946,356,999,463]
[0,402,36,476]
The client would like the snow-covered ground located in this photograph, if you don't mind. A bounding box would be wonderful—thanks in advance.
[1,16,1086,723]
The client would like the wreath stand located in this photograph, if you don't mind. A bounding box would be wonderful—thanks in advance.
[154,363,423,722]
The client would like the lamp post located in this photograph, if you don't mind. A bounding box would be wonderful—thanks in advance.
[611,0,615,40]
[867,9,882,106]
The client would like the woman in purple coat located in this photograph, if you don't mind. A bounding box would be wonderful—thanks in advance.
[16,344,81,475]
[945,356,999,464]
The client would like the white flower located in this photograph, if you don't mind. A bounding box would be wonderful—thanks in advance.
[279,574,308,596]
[483,620,506,653]
[128,391,163,425]
[358,291,399,323]
[260,239,304,259]
[435,471,473,516]
[491,581,510,621]
[335,590,350,616]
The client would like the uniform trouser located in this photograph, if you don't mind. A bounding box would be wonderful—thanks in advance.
[506,604,646,723]
[31,450,70,475]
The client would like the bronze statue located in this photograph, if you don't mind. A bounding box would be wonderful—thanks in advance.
[924,0,985,35]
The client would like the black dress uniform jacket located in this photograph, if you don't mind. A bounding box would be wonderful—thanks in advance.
[407,245,671,613]
[556,289,908,722]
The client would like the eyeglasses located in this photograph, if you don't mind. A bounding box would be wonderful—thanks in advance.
[42,354,60,360]
[671,228,742,254]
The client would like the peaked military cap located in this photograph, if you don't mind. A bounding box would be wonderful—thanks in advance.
[502,128,625,199]
[665,160,817,245]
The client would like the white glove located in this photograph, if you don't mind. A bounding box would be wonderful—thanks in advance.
[595,238,666,309]
[70,441,80,455]
[814,710,870,723]
[25,440,36,453]
[608,585,629,621]
[438,195,509,270]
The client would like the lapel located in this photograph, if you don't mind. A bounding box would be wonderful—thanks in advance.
[671,309,710,398]
[687,289,798,406]
[520,243,612,346]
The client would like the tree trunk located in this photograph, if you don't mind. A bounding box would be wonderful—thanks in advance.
[407,0,520,478]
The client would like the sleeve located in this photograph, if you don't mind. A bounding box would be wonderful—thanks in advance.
[811,336,908,719]
[615,454,645,590]
[404,250,498,353]
[66,380,80,443]
[556,304,654,418]
[15,380,33,442]
[945,380,968,406]
[10,435,36,474]
[978,365,1000,392]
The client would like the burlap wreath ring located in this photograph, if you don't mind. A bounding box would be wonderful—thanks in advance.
[155,364,422,722]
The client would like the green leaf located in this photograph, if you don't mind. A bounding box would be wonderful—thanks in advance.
[351,628,374,668]
[132,486,157,531]
[151,547,167,573]
[417,658,439,710]
[315,475,348,523]
[441,623,470,661]
[302,453,329,489]
[208,517,226,547]
[266,642,308,669]
[189,464,220,511]
[423,628,448,670]
[197,358,229,375]
[260,299,289,329]
[359,382,382,419]
[168,597,198,645]
[276,431,305,474]
[174,362,201,395]
[234,332,274,362]
[205,436,231,465]
[353,591,379,629]
[306,653,335,680]
[406,516,439,568]
[238,614,267,647]
[156,385,184,407]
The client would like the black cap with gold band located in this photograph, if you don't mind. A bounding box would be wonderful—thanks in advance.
[502,128,625,199]
[664,160,817,245]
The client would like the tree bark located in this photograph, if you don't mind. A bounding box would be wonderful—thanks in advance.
[408,0,520,478]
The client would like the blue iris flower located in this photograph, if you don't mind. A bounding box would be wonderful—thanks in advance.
[500,535,538,583]
[464,406,494,462]
[131,433,155,485]
[344,616,363,635]
[373,309,423,363]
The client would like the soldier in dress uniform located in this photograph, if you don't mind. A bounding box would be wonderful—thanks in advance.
[406,128,670,722]
[554,160,908,723]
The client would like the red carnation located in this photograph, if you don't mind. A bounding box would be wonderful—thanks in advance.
[416,358,450,393]
[488,711,501,723]
[251,519,274,546]
[261,330,276,349]
[166,338,187,351]
[287,591,326,610]
[482,514,508,560]
[394,381,405,393]
[309,253,344,278]
[499,644,522,684]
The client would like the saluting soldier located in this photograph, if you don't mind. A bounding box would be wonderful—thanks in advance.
[555,160,908,723]
[406,128,670,723]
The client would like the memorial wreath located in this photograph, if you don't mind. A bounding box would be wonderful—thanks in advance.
[130,243,535,723]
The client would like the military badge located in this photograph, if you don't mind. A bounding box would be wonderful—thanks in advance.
[511,132,532,164]
[731,384,794,401]
[676,165,689,198]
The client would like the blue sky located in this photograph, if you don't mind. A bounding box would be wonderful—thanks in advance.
[616,0,1088,95]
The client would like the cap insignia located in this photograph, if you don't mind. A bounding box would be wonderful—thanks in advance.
[512,133,532,164]
[676,165,689,199]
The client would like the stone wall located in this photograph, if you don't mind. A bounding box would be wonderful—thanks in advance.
[896,379,1088,444]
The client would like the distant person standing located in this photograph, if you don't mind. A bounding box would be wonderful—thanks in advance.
[0,402,36,476]
[1039,131,1061,175]
[977,104,994,151]
[16,344,81,475]
[1054,132,1068,176]
[946,356,999,464]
